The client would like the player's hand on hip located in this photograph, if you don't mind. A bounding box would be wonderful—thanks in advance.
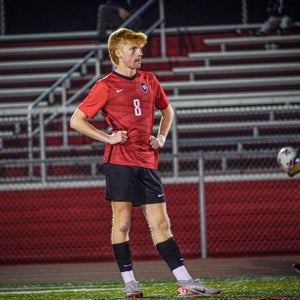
[109,130,128,145]
[149,135,164,150]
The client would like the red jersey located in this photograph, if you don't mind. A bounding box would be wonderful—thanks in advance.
[78,70,170,169]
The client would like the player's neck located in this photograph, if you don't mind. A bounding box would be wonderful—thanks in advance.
[115,66,137,78]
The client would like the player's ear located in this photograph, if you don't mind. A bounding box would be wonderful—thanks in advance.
[115,48,122,58]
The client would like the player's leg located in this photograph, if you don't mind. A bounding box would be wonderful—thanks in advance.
[257,16,281,35]
[104,164,143,298]
[279,15,294,33]
[142,203,188,275]
[142,202,188,277]
[111,201,143,298]
[139,169,194,285]
[142,202,172,244]
[111,201,131,244]
[142,203,221,296]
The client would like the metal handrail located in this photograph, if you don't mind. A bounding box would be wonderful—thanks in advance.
[120,0,157,29]
[27,0,163,117]
[28,50,99,110]
[26,49,102,178]
[27,0,164,121]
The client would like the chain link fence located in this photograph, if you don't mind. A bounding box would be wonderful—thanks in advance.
[0,103,299,263]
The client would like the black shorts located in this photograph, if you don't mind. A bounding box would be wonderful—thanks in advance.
[103,163,166,206]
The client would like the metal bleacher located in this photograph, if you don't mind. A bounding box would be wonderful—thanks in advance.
[168,31,300,172]
[1,18,300,185]
[203,34,300,51]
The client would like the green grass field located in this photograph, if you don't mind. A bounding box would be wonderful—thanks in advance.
[0,276,299,299]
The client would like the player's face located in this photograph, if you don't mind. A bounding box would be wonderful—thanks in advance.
[117,41,143,70]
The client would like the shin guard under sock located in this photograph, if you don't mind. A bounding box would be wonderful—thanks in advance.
[156,237,184,271]
[113,241,133,272]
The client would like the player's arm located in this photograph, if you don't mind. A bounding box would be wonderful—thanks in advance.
[70,108,127,145]
[158,104,174,139]
[287,162,300,177]
[149,104,174,149]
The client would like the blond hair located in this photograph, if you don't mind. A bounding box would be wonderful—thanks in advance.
[108,28,147,66]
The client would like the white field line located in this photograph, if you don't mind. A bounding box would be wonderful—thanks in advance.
[0,286,121,295]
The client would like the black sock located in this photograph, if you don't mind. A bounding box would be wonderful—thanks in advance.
[113,241,133,272]
[156,237,184,271]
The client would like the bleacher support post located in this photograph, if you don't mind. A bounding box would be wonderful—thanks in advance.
[171,107,179,178]
[39,112,47,184]
[159,0,166,58]
[198,152,207,259]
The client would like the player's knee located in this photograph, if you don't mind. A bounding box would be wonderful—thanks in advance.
[117,221,131,234]
[155,218,171,233]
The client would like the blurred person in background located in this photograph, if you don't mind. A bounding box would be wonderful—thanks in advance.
[96,0,143,43]
[256,0,297,35]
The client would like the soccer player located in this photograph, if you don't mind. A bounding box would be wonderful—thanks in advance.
[70,28,221,298]
[280,148,300,275]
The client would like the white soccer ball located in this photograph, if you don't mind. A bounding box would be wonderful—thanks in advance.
[277,147,296,171]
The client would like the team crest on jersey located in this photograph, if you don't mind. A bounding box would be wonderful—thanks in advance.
[140,82,148,94]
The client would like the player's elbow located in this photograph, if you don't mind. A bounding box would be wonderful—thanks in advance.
[69,115,78,130]
[162,104,174,123]
[169,106,175,122]
[70,109,86,131]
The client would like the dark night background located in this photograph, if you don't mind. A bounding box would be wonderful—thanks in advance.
[3,0,300,34]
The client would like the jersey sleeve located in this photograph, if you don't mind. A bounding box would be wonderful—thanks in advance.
[78,80,108,119]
